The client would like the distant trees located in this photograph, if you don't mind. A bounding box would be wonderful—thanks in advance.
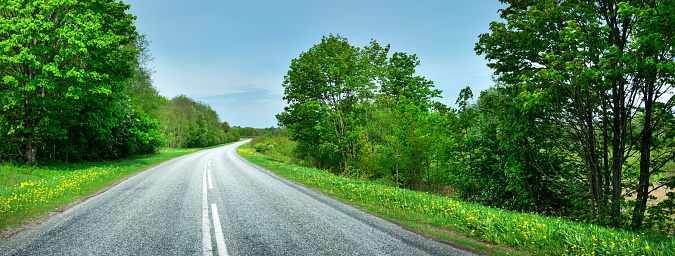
[159,95,239,148]
[233,126,266,138]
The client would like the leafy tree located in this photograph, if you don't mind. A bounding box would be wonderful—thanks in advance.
[620,2,675,229]
[455,86,473,113]
[221,121,231,133]
[277,34,445,189]
[277,34,376,171]
[0,0,136,165]
[381,52,440,110]
[460,86,577,214]
[475,0,675,229]
[123,33,165,119]
[378,52,441,189]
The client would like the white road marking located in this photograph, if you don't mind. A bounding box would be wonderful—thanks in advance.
[211,204,228,256]
[207,168,213,189]
[203,165,212,256]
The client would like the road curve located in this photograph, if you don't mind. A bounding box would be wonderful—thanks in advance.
[0,140,477,256]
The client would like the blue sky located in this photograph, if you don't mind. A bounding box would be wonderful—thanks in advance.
[123,0,506,128]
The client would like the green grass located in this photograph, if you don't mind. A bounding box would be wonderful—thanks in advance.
[237,144,675,256]
[0,142,236,235]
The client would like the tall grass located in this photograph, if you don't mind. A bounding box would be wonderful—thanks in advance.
[250,135,298,165]
[238,144,675,256]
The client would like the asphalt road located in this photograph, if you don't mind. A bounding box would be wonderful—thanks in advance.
[0,140,477,256]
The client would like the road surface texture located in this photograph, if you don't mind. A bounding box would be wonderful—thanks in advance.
[0,140,477,256]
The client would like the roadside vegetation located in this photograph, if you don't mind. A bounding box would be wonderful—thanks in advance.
[275,0,675,236]
[239,144,675,256]
[0,142,242,237]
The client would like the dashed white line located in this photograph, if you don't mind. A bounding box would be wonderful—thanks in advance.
[207,168,213,189]
[211,204,228,256]
[203,165,212,256]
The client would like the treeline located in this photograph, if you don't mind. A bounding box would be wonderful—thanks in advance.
[160,95,239,148]
[0,1,237,165]
[235,126,284,138]
[275,1,675,234]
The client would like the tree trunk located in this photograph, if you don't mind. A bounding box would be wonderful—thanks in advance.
[610,78,628,227]
[22,91,38,166]
[601,91,611,216]
[631,80,655,230]
[25,121,37,166]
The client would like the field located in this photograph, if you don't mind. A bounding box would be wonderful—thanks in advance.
[237,144,675,256]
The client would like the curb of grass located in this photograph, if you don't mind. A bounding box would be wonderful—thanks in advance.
[0,141,241,241]
[236,143,529,256]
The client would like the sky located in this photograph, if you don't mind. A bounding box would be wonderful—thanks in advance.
[123,0,506,128]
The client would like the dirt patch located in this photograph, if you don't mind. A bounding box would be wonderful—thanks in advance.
[649,182,674,205]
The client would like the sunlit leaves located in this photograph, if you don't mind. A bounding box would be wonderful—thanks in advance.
[0,0,136,164]
[475,0,675,229]
[278,34,375,168]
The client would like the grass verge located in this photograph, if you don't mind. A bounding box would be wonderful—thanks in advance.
[237,144,675,256]
[0,142,235,238]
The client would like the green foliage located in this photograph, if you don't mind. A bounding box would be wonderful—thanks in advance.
[250,133,297,164]
[0,0,174,164]
[455,86,577,215]
[277,34,446,189]
[274,20,675,235]
[159,95,237,149]
[239,144,675,256]
[277,34,381,170]
[0,1,238,164]
[123,34,165,119]
[0,0,137,165]
[233,126,268,138]
[475,0,675,230]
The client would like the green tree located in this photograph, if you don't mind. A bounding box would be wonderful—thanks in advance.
[123,33,165,119]
[160,95,197,148]
[378,52,441,190]
[460,86,577,214]
[475,0,675,229]
[0,0,136,165]
[277,34,375,171]
[620,2,675,229]
[455,86,473,113]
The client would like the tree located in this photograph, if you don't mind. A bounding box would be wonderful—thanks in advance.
[378,52,441,190]
[0,0,136,165]
[277,34,376,171]
[475,0,675,229]
[124,33,165,119]
[455,86,473,113]
[460,86,577,214]
[622,2,675,228]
